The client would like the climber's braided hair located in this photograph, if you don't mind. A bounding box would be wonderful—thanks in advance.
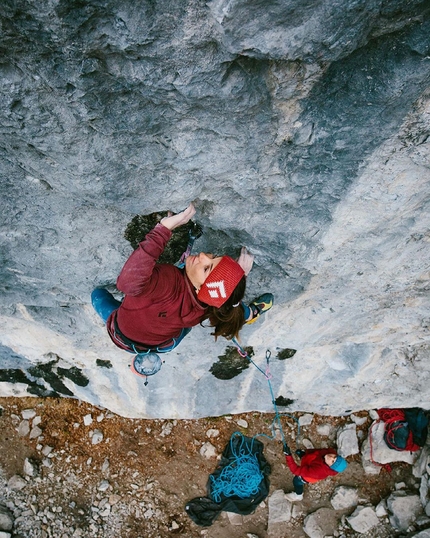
[204,275,247,340]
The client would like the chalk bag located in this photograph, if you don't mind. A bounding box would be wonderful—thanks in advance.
[131,352,162,385]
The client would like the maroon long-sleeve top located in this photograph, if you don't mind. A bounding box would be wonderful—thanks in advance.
[107,223,207,348]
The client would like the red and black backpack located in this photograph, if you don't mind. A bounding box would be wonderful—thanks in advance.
[378,408,428,452]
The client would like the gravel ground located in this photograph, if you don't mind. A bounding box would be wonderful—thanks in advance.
[0,397,421,538]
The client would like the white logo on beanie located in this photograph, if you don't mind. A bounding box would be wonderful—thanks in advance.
[206,280,226,299]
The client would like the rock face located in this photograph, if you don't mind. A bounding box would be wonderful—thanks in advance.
[0,0,429,418]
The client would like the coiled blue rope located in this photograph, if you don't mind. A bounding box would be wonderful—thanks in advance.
[209,432,264,502]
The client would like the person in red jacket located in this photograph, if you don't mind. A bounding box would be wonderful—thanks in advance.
[283,443,348,501]
[91,203,273,375]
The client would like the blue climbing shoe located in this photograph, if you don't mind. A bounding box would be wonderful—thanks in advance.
[245,293,274,324]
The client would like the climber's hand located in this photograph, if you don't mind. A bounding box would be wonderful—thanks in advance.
[237,247,254,276]
[283,443,291,456]
[161,203,196,230]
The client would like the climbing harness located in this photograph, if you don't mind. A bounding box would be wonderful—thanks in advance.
[231,337,300,446]
[209,432,264,502]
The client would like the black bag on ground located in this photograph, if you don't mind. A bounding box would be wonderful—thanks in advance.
[404,408,429,447]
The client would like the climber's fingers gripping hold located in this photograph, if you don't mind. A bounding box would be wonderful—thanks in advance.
[237,246,254,276]
[161,203,196,231]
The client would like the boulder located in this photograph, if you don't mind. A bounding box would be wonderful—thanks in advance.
[346,505,379,534]
[386,492,422,532]
[330,486,359,510]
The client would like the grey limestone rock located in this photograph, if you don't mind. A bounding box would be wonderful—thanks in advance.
[386,492,423,532]
[346,505,379,533]
[0,0,429,418]
[268,489,292,525]
[330,486,359,511]
[303,507,338,538]
[0,504,13,532]
[336,423,359,458]
[7,476,27,492]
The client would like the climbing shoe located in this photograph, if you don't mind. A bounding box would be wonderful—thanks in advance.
[285,492,303,502]
[245,293,274,324]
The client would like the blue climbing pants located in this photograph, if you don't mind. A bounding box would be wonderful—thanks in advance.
[91,288,122,324]
[293,476,306,495]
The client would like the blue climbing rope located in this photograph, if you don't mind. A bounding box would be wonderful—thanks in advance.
[209,432,264,502]
[231,338,300,445]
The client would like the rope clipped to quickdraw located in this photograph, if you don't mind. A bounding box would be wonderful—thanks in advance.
[231,338,300,445]
[209,432,264,502]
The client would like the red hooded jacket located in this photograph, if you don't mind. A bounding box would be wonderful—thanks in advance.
[106,223,207,348]
[285,448,339,483]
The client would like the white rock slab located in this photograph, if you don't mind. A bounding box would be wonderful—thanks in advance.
[386,492,422,531]
[268,489,292,525]
[337,423,359,458]
[346,505,379,533]
[330,486,359,510]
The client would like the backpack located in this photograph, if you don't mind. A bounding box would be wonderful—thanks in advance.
[379,408,428,452]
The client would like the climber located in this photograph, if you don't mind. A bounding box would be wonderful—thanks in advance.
[282,443,348,502]
[91,203,273,376]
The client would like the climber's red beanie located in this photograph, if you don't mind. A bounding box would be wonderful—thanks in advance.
[197,256,245,308]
